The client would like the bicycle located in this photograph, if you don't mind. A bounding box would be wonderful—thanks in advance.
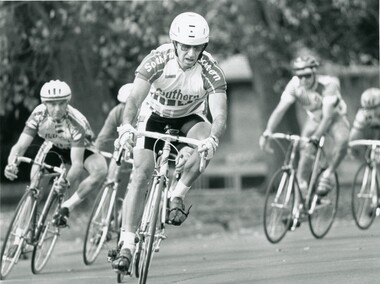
[349,139,380,230]
[0,141,67,280]
[83,151,133,265]
[109,126,206,284]
[263,133,339,244]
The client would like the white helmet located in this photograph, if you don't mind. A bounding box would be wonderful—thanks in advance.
[361,88,380,108]
[117,83,133,103]
[169,12,209,45]
[40,80,72,102]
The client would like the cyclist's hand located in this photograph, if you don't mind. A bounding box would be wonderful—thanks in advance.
[4,164,18,180]
[374,147,380,164]
[54,177,70,194]
[308,136,320,148]
[175,146,193,174]
[199,136,219,160]
[115,123,135,153]
[259,130,273,153]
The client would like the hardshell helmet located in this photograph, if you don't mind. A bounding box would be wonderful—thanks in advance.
[292,56,320,71]
[40,80,72,102]
[361,88,380,108]
[117,83,133,103]
[169,12,209,45]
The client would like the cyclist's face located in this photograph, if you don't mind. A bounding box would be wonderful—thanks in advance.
[44,100,69,121]
[175,42,205,70]
[295,68,315,89]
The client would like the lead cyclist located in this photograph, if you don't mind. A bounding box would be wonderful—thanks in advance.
[111,12,228,273]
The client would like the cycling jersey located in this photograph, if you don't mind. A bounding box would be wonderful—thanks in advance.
[281,75,347,121]
[352,108,380,130]
[23,104,95,149]
[135,43,227,118]
[95,103,124,152]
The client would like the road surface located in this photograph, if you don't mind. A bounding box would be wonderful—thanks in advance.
[2,220,379,284]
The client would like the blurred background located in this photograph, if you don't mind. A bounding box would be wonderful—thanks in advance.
[0,0,379,206]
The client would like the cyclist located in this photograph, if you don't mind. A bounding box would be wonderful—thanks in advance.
[259,55,350,199]
[111,12,227,272]
[4,80,108,228]
[349,88,380,159]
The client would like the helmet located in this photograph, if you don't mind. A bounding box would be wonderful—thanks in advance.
[169,12,209,45]
[292,56,320,71]
[40,80,71,102]
[361,88,380,108]
[117,83,133,103]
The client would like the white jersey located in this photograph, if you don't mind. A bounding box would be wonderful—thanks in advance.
[135,43,227,118]
[281,75,347,121]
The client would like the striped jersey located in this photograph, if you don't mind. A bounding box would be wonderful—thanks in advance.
[281,75,347,121]
[352,108,380,130]
[135,43,227,118]
[23,104,95,149]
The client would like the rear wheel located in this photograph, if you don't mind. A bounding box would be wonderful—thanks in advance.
[351,163,378,230]
[31,195,61,274]
[263,169,295,244]
[83,184,115,265]
[138,177,163,284]
[308,172,339,239]
[0,193,35,280]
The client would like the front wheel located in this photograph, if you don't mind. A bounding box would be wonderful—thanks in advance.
[31,194,61,274]
[0,193,35,280]
[351,163,378,230]
[263,169,295,244]
[83,184,116,265]
[308,172,339,239]
[138,177,163,284]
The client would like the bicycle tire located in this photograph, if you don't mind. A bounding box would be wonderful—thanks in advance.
[0,192,35,280]
[83,183,115,265]
[138,177,163,284]
[351,163,378,230]
[263,169,295,244]
[308,171,339,239]
[31,193,61,274]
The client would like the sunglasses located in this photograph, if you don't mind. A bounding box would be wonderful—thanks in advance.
[178,43,205,52]
[296,73,313,80]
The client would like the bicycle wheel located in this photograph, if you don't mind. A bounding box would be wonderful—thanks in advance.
[263,169,295,244]
[308,171,339,239]
[31,192,61,274]
[0,192,35,280]
[351,163,378,230]
[83,183,115,265]
[138,177,163,284]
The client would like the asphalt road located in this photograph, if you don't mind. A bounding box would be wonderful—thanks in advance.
[1,219,379,284]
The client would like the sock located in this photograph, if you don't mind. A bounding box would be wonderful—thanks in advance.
[120,231,136,254]
[62,192,82,211]
[169,181,191,201]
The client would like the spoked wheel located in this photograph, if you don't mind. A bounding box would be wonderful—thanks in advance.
[83,184,115,265]
[0,193,34,280]
[308,171,339,239]
[351,163,378,230]
[31,196,61,274]
[138,178,163,284]
[263,169,295,244]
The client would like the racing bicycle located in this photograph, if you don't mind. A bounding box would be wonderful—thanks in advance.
[0,141,67,279]
[83,152,133,265]
[109,126,206,284]
[349,139,380,230]
[263,133,339,243]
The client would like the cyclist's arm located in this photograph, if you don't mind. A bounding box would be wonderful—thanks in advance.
[122,77,151,125]
[7,133,34,164]
[95,105,121,151]
[264,98,293,133]
[312,95,338,139]
[348,112,367,160]
[208,92,227,139]
[67,146,85,186]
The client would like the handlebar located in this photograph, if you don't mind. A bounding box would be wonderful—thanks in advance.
[14,156,66,175]
[349,139,380,148]
[115,129,207,172]
[267,133,310,143]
